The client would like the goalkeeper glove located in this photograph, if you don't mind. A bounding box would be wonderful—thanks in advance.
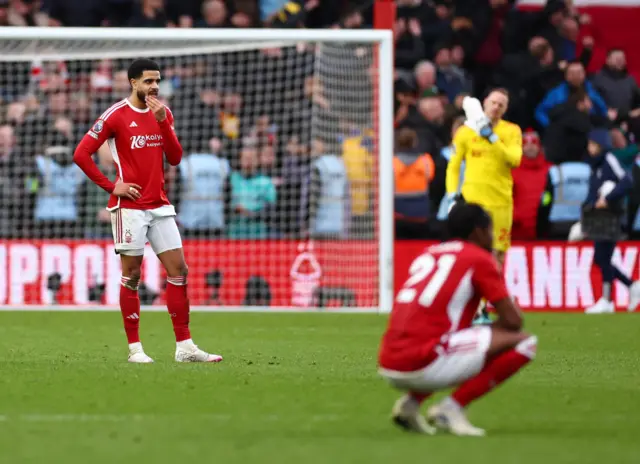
[479,123,499,144]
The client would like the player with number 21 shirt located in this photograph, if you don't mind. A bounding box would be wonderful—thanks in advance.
[74,58,222,364]
[378,203,537,436]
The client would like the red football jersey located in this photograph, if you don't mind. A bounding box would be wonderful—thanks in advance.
[74,98,183,211]
[378,240,509,372]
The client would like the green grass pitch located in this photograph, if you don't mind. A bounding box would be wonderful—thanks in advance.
[0,311,639,464]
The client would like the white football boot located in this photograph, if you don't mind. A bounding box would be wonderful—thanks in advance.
[128,342,154,363]
[391,394,436,435]
[427,398,485,437]
[627,282,640,312]
[175,339,223,363]
[585,298,615,314]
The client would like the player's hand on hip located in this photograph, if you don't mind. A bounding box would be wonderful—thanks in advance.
[113,182,142,200]
[146,95,167,122]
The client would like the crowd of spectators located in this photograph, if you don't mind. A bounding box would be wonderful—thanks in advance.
[0,0,639,242]
[391,0,640,241]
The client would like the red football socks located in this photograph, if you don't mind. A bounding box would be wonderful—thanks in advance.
[120,276,140,344]
[166,276,191,342]
[452,336,537,407]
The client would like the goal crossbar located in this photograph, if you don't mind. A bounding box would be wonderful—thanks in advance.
[0,26,392,43]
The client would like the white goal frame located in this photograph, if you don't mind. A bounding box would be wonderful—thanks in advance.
[0,27,394,314]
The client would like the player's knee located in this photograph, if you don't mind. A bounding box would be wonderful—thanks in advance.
[515,334,538,360]
[172,263,188,278]
[123,267,141,283]
[167,263,188,281]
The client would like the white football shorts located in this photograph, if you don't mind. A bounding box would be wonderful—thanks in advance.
[110,205,182,256]
[379,326,492,392]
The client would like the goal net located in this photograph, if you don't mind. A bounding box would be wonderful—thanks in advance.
[0,28,393,312]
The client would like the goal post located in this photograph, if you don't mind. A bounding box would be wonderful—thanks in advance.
[0,26,394,313]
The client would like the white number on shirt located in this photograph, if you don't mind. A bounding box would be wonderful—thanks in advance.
[396,253,457,306]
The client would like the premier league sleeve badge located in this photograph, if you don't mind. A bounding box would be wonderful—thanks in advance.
[93,120,104,133]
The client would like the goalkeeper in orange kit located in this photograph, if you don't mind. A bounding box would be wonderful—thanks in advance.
[445,89,523,324]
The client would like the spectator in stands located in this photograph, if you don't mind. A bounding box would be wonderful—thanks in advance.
[172,88,224,155]
[394,74,418,128]
[543,89,592,164]
[468,0,510,97]
[33,139,84,238]
[267,0,319,28]
[261,0,296,24]
[128,0,171,28]
[341,126,374,239]
[278,136,309,238]
[538,131,597,239]
[250,115,277,154]
[47,0,107,27]
[413,91,446,156]
[4,0,47,26]
[535,60,608,129]
[493,36,563,129]
[80,145,116,239]
[394,17,425,71]
[512,129,551,240]
[219,92,244,153]
[174,137,231,238]
[610,127,638,171]
[434,42,472,102]
[70,93,96,144]
[419,0,453,58]
[90,59,114,94]
[393,127,434,240]
[228,145,276,239]
[593,49,640,133]
[555,15,594,68]
[413,60,438,98]
[196,0,230,28]
[110,70,131,101]
[305,137,349,239]
[0,124,25,238]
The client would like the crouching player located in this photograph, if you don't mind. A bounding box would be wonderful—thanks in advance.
[377,203,536,436]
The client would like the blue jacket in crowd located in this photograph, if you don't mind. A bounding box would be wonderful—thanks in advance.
[535,81,608,128]
[585,150,632,209]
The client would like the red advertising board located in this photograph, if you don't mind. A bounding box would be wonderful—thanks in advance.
[395,241,640,312]
[0,240,378,307]
[1,239,639,311]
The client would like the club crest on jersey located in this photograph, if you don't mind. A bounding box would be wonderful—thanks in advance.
[124,229,132,243]
[93,120,104,133]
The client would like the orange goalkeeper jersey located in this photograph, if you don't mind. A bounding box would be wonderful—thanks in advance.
[445,120,523,206]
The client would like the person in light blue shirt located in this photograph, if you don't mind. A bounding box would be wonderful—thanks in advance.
[228,146,277,239]
[260,0,289,22]
[34,144,84,238]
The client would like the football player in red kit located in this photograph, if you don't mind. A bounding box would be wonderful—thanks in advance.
[378,203,536,436]
[74,59,222,364]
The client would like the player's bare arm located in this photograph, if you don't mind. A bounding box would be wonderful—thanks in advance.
[492,297,523,332]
